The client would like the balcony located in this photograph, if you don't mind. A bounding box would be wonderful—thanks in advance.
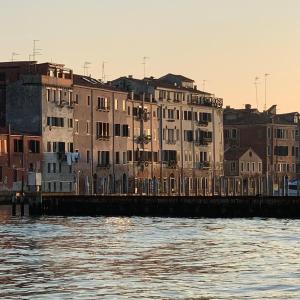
[166,139,176,145]
[136,108,150,122]
[202,137,212,143]
[137,160,150,168]
[97,163,110,169]
[136,135,152,145]
[195,120,209,127]
[96,135,110,141]
[96,106,110,112]
[57,152,66,161]
[196,161,211,170]
[165,160,178,169]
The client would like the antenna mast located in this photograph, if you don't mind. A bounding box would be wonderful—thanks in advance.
[102,61,107,82]
[32,40,42,61]
[11,52,20,62]
[264,73,270,111]
[83,62,91,76]
[142,56,149,78]
[254,76,259,109]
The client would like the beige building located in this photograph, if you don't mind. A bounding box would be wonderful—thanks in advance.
[111,73,224,195]
[224,147,263,195]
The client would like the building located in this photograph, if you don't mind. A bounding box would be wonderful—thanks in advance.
[224,147,263,195]
[0,127,42,193]
[73,75,160,195]
[0,61,76,193]
[111,73,224,195]
[224,104,300,195]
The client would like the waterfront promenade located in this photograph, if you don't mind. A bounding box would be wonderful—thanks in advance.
[1,195,299,219]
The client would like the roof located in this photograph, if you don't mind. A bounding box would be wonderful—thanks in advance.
[73,74,127,93]
[224,106,300,126]
[159,73,195,83]
[224,147,262,161]
[112,76,211,95]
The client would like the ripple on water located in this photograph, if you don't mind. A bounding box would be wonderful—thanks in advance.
[0,213,299,300]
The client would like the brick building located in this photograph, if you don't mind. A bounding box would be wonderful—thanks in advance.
[0,127,42,193]
[224,104,300,195]
[0,61,76,193]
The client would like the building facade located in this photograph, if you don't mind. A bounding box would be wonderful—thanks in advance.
[0,61,76,193]
[224,147,263,195]
[224,104,300,195]
[0,127,42,192]
[111,73,224,195]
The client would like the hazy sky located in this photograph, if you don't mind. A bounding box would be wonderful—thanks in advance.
[1,0,300,113]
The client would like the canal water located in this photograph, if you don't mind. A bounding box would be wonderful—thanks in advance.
[0,206,299,299]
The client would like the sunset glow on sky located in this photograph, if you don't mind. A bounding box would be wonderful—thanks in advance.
[2,0,300,112]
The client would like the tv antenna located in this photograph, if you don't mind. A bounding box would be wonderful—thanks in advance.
[11,52,20,62]
[142,56,149,78]
[202,79,207,92]
[264,73,270,111]
[32,40,42,61]
[102,61,107,82]
[254,76,260,109]
[83,62,91,76]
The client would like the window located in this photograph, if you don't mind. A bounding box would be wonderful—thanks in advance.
[247,162,250,172]
[123,152,127,164]
[167,109,175,119]
[122,100,126,111]
[67,142,74,152]
[47,117,64,127]
[267,127,271,139]
[75,120,79,134]
[241,162,244,172]
[86,121,90,134]
[115,152,120,164]
[75,94,79,104]
[68,118,73,128]
[275,128,288,139]
[274,146,288,156]
[163,150,177,162]
[87,95,90,106]
[127,150,132,162]
[53,163,56,173]
[122,125,129,137]
[184,130,193,142]
[96,122,109,138]
[258,162,262,172]
[46,89,51,102]
[128,106,131,115]
[0,139,7,153]
[98,151,110,165]
[28,140,40,153]
[252,162,255,172]
[14,140,23,153]
[114,98,118,110]
[87,150,90,163]
[97,97,109,110]
[230,162,236,172]
[48,163,51,173]
[114,124,121,136]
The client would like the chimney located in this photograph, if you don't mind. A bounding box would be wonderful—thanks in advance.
[245,104,251,110]
[194,85,197,90]
[128,75,133,79]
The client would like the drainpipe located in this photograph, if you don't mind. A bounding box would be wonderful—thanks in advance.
[90,89,94,195]
[112,92,115,194]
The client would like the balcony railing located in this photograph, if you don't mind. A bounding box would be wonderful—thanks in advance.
[96,106,110,112]
[164,160,178,169]
[196,161,211,169]
[195,120,209,127]
[136,135,152,144]
[97,163,110,169]
[96,135,110,141]
[166,139,176,145]
[136,109,150,122]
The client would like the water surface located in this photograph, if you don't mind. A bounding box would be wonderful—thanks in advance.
[0,206,299,299]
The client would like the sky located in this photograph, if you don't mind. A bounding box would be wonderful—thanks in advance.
[1,0,300,113]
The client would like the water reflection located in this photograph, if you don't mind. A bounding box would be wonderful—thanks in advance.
[0,211,299,299]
